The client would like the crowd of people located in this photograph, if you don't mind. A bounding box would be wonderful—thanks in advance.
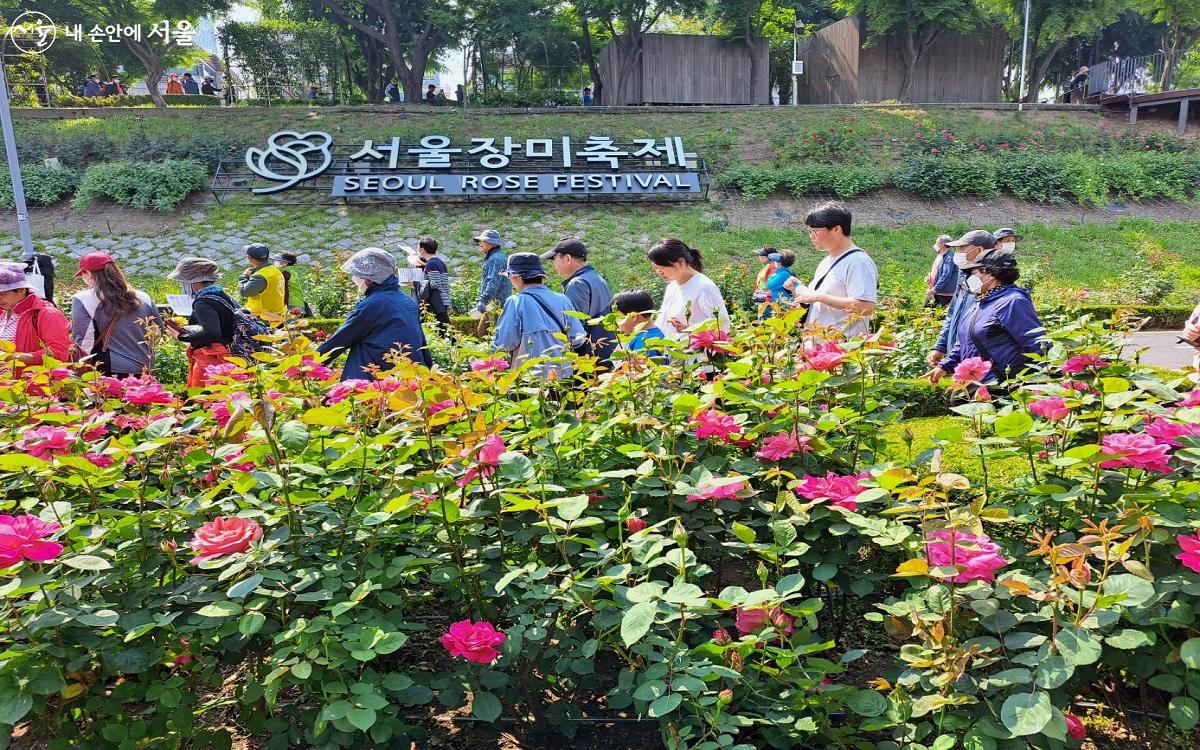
[78,71,221,98]
[1,201,1194,399]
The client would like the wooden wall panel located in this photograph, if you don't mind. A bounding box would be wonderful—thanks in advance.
[601,34,769,105]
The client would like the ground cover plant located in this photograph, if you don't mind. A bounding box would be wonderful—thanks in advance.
[1,306,1199,749]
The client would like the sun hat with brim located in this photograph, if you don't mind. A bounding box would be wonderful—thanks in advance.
[505,252,547,281]
[0,262,33,293]
[341,247,397,283]
[994,228,1024,242]
[75,252,116,277]
[167,257,221,284]
[946,229,996,249]
[473,229,508,247]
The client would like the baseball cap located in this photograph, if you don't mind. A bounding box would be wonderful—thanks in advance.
[962,249,1017,271]
[994,228,1024,242]
[74,252,116,277]
[946,230,996,249]
[244,243,270,260]
[540,237,587,261]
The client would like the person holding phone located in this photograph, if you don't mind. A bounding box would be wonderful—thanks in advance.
[1183,301,1200,382]
[784,202,878,340]
[647,238,730,340]
[167,257,238,388]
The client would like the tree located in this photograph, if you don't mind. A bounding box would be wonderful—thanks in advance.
[988,0,1132,103]
[834,0,991,102]
[589,0,707,104]
[62,0,229,107]
[1139,0,1200,89]
[316,0,463,102]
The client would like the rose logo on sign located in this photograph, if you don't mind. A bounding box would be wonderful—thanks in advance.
[245,131,333,194]
[7,11,57,54]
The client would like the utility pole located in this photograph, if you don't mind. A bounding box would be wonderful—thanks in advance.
[1017,0,1030,111]
[0,58,34,259]
[792,10,801,106]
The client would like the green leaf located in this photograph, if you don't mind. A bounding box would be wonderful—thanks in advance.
[846,689,888,717]
[1056,627,1102,666]
[74,609,120,627]
[344,706,376,731]
[1150,674,1183,692]
[291,661,312,680]
[0,694,32,724]
[1103,574,1156,608]
[1180,639,1200,669]
[301,406,346,428]
[813,562,837,581]
[472,692,502,723]
[1000,692,1053,736]
[62,554,112,571]
[278,420,310,453]
[633,680,666,702]
[197,601,243,618]
[925,584,952,615]
[621,601,658,647]
[994,412,1033,438]
[0,454,50,471]
[227,574,264,600]
[556,495,589,521]
[105,647,157,675]
[1035,656,1073,690]
[1106,629,1153,650]
[731,522,755,544]
[961,726,997,750]
[1170,696,1199,731]
[648,692,682,717]
[239,612,266,636]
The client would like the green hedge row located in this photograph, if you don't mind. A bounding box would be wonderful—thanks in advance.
[719,152,1200,205]
[0,165,79,210]
[45,93,221,108]
[72,160,208,211]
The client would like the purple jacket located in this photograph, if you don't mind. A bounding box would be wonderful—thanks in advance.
[940,285,1046,382]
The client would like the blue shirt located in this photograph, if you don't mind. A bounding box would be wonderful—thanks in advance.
[492,286,587,378]
[934,277,975,355]
[182,79,200,94]
[562,264,615,360]
[940,285,1047,382]
[317,275,431,380]
[475,249,512,314]
[627,325,666,360]
[932,254,959,296]
[84,80,102,97]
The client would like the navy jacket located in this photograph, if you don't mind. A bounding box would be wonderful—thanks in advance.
[940,285,1046,382]
[317,276,432,380]
[562,264,616,361]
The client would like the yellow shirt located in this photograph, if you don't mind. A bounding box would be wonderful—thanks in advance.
[244,264,287,318]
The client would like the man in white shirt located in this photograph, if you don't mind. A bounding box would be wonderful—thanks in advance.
[786,202,878,339]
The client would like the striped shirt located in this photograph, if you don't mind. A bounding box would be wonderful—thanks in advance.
[423,256,451,308]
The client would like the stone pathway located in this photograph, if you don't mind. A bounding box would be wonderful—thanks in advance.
[1123,330,1198,371]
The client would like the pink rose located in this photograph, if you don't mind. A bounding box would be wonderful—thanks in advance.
[204,363,251,381]
[285,357,334,381]
[712,627,733,645]
[189,516,263,563]
[795,472,870,511]
[0,514,63,567]
[799,341,847,371]
[88,376,125,399]
[687,477,745,502]
[122,375,175,406]
[952,357,992,385]
[326,379,370,404]
[1029,397,1071,421]
[1060,354,1109,375]
[1144,417,1200,447]
[428,399,455,414]
[693,409,740,440]
[626,517,647,534]
[1177,534,1200,573]
[975,385,992,402]
[457,435,506,487]
[734,606,768,635]
[756,431,812,461]
[1099,432,1172,474]
[1063,712,1086,741]
[689,329,733,354]
[470,358,510,372]
[82,422,109,441]
[84,452,114,468]
[441,619,507,664]
[925,530,1008,583]
[1180,390,1200,408]
[17,426,72,460]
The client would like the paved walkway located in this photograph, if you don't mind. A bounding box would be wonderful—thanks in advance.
[1123,331,1197,370]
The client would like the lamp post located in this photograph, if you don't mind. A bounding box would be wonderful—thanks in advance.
[0,57,34,259]
[792,9,801,106]
[1017,0,1030,111]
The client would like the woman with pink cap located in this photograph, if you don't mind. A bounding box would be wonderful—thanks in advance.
[70,253,163,378]
[0,261,72,367]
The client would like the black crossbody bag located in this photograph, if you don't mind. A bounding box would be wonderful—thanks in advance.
[799,248,863,325]
[522,292,592,356]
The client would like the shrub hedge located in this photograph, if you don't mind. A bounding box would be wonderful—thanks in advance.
[41,94,221,108]
[0,165,79,210]
[72,159,209,211]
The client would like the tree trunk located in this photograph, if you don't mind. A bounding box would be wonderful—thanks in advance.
[1026,39,1064,103]
[743,37,762,105]
[579,9,602,104]
[896,26,918,102]
[126,41,165,108]
[612,34,641,105]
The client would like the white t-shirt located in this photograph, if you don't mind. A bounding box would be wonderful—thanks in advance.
[654,272,731,340]
[804,247,878,339]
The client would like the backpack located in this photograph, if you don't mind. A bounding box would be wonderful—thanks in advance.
[202,292,272,358]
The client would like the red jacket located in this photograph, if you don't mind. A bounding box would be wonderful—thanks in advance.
[12,293,73,365]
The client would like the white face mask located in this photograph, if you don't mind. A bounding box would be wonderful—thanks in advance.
[352,276,371,294]
[966,275,984,294]
[952,252,969,269]
[180,283,195,298]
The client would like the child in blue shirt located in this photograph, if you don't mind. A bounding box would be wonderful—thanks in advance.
[613,289,665,359]
[762,251,795,318]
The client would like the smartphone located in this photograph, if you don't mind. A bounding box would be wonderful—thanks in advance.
[164,319,186,333]
[1177,337,1200,350]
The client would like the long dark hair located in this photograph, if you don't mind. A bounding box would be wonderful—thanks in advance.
[647,238,703,273]
[90,263,140,318]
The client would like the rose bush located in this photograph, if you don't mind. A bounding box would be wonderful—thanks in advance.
[0,310,1196,750]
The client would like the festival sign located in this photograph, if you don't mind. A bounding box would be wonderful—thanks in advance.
[211,131,708,203]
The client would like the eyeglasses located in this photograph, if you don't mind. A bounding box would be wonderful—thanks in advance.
[806,226,829,234]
